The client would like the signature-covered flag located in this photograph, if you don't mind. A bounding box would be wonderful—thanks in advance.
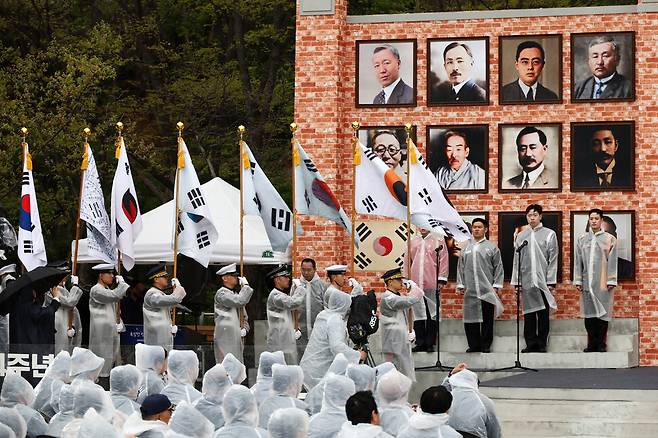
[18,142,47,271]
[80,143,115,264]
[241,142,299,252]
[175,138,218,267]
[293,140,355,244]
[110,137,142,271]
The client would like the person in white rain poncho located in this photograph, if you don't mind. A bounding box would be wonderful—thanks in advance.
[346,364,376,392]
[32,350,71,420]
[398,385,462,438]
[214,385,268,438]
[322,265,364,304]
[69,347,105,386]
[0,421,16,438]
[109,364,143,416]
[304,353,350,415]
[307,374,355,438]
[134,343,167,404]
[573,209,618,352]
[379,267,423,381]
[296,258,329,360]
[268,407,309,438]
[51,275,83,354]
[300,288,362,390]
[167,401,214,438]
[193,363,232,430]
[122,394,173,438]
[444,365,501,438]
[46,384,75,437]
[265,265,307,365]
[161,350,202,405]
[70,380,122,433]
[143,264,186,352]
[0,373,48,437]
[222,353,247,384]
[0,407,26,438]
[213,264,253,364]
[456,218,505,353]
[88,263,130,378]
[250,351,286,407]
[258,364,308,429]
[511,204,558,353]
[376,369,415,437]
[336,391,393,438]
[74,408,121,438]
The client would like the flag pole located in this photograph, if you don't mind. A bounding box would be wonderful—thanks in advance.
[70,128,90,330]
[350,121,360,277]
[404,123,414,334]
[115,122,124,324]
[19,127,29,275]
[171,122,184,327]
[290,122,300,331]
[238,125,246,330]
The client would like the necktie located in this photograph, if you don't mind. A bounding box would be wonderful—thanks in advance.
[375,90,386,104]
[450,88,458,101]
[594,82,603,99]
[522,174,530,189]
[525,88,534,101]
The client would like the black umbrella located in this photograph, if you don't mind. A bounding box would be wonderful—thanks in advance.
[0,266,70,306]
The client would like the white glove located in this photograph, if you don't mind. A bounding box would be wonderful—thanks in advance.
[115,275,125,284]
[240,328,248,338]
[404,279,418,289]
[116,321,126,333]
[170,325,178,335]
[171,278,180,288]
[70,275,79,286]
[348,278,358,288]
[408,330,416,343]
[294,329,302,340]
[239,276,249,287]
[292,278,302,288]
[67,327,76,338]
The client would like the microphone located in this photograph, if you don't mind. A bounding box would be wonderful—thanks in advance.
[516,240,528,253]
[435,245,444,254]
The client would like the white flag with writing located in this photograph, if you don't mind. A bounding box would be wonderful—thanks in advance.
[17,143,47,271]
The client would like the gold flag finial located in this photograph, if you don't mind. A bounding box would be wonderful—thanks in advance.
[115,122,123,159]
[351,121,360,132]
[83,127,91,138]
[20,128,32,170]
[81,128,91,170]
[177,122,184,137]
[290,122,298,133]
[237,125,246,141]
[116,121,124,134]
[176,122,185,169]
[404,123,413,135]
[20,127,28,138]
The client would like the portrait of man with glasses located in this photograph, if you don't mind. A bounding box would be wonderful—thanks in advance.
[359,127,412,179]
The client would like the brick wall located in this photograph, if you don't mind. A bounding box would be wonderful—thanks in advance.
[295,1,658,364]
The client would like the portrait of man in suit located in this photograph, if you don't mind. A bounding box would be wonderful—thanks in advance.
[571,122,634,191]
[572,33,634,101]
[501,40,559,103]
[428,126,488,192]
[428,39,488,105]
[356,40,416,107]
[500,125,561,192]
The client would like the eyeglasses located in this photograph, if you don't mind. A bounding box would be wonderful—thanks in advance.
[168,405,176,413]
[373,145,401,156]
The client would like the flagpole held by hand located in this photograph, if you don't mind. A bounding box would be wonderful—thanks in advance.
[238,125,246,331]
[350,121,360,277]
[404,123,414,334]
[115,122,124,325]
[171,122,185,328]
[290,122,300,332]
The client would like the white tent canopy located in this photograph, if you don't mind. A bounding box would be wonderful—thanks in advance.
[73,177,290,266]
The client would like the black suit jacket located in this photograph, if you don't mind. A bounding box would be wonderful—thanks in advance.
[373,79,414,105]
[572,162,632,189]
[501,81,558,102]
[573,73,632,100]
[430,79,486,103]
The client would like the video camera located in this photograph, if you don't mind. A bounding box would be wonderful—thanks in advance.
[347,289,379,348]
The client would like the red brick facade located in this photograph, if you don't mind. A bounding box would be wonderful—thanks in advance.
[294,1,658,364]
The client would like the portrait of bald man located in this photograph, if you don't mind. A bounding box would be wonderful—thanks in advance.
[357,40,416,106]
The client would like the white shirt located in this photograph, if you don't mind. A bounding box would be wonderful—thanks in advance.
[517,78,537,99]
[452,78,471,95]
[522,163,546,186]
[382,77,401,103]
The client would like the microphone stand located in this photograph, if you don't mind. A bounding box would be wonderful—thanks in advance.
[416,244,452,372]
[493,242,537,372]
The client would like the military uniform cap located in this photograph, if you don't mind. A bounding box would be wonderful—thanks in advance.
[92,263,115,273]
[326,264,347,275]
[217,263,238,276]
[381,267,404,282]
[0,264,16,276]
[146,263,168,280]
[267,264,291,279]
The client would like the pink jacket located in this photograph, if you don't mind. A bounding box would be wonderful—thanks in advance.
[408,234,449,290]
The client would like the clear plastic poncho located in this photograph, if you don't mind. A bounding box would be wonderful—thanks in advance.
[168,401,214,438]
[193,363,231,430]
[250,351,286,407]
[346,364,376,392]
[32,350,71,419]
[377,369,414,437]
[304,353,350,415]
[69,347,105,384]
[214,385,268,438]
[109,364,143,416]
[0,407,26,438]
[258,364,307,429]
[46,384,76,437]
[0,373,48,437]
[162,350,202,405]
[447,369,501,438]
[268,407,309,438]
[222,353,247,385]
[134,343,166,404]
[307,374,355,438]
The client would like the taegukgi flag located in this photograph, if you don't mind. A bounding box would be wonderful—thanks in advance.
[174,138,218,267]
[80,143,115,264]
[110,137,142,271]
[18,142,47,271]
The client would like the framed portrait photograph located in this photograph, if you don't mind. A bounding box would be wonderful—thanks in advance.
[498,123,562,192]
[447,212,488,279]
[356,39,417,107]
[499,34,562,104]
[358,126,417,178]
[571,32,635,102]
[570,121,634,191]
[498,211,562,281]
[571,211,635,280]
[427,37,489,106]
[426,125,488,193]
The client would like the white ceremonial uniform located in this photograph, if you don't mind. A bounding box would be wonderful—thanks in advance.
[573,230,618,321]
[457,238,504,323]
[214,284,253,364]
[297,274,329,359]
[266,284,306,365]
[89,280,129,377]
[52,285,83,354]
[143,284,185,351]
[379,285,423,381]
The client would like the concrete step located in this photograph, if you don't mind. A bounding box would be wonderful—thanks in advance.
[481,387,658,402]
[435,317,637,335]
[410,370,525,402]
[500,417,658,437]
[494,398,658,420]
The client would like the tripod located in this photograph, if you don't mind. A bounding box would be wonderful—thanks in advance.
[493,241,537,372]
[360,342,377,367]
[416,245,452,372]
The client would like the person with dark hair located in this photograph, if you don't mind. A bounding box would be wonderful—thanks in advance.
[371,45,414,104]
[501,40,558,102]
[123,393,172,437]
[512,204,558,353]
[431,42,486,102]
[574,35,632,100]
[398,386,462,437]
[297,257,329,358]
[504,126,557,189]
[574,209,618,352]
[457,218,505,353]
[574,127,632,189]
[434,130,486,190]
[337,391,393,437]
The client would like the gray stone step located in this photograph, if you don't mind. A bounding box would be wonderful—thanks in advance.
[494,399,658,420]
[436,317,637,335]
[481,387,658,402]
[500,417,658,437]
